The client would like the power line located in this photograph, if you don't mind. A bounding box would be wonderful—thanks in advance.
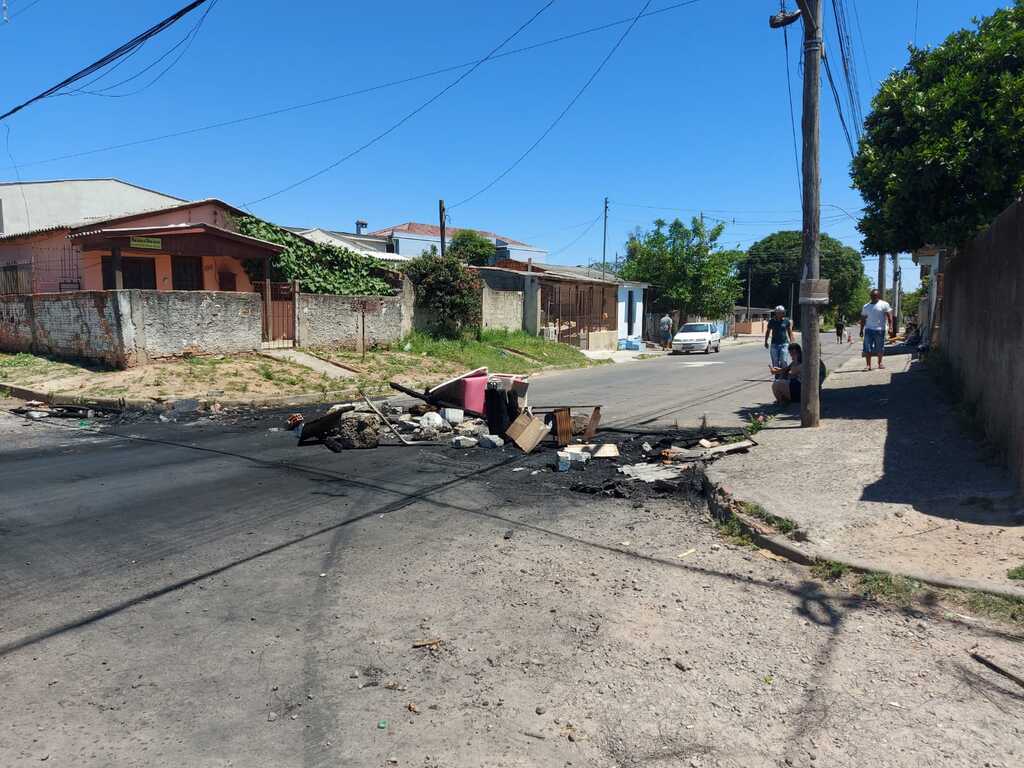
[450,0,657,209]
[847,0,873,83]
[547,211,604,256]
[829,0,863,138]
[822,50,856,158]
[74,0,218,98]
[1,1,707,173]
[782,12,802,199]
[0,0,212,121]
[243,1,557,207]
[913,0,920,46]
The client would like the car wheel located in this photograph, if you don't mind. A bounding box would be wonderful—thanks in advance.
[715,341,721,352]
[704,343,711,355]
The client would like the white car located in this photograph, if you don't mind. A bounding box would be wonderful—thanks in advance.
[671,322,721,354]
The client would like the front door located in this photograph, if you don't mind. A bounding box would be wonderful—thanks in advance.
[171,256,204,291]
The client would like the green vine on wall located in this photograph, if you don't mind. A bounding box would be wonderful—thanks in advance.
[235,216,392,295]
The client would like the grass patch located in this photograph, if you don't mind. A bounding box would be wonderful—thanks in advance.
[810,559,850,581]
[744,412,774,436]
[478,329,592,369]
[1007,564,1024,580]
[960,590,1024,625]
[738,501,800,537]
[715,515,755,548]
[857,572,923,603]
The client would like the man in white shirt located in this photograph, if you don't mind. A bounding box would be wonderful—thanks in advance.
[859,288,894,370]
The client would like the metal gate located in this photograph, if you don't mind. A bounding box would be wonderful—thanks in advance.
[539,279,616,347]
[253,281,295,346]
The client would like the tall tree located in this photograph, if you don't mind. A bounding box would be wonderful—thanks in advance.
[447,229,496,266]
[745,231,869,323]
[620,217,742,320]
[852,2,1024,253]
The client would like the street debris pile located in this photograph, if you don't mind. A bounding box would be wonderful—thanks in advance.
[9,400,113,426]
[282,365,758,501]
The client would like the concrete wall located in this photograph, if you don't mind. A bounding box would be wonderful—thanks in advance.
[134,291,261,358]
[580,329,618,351]
[941,200,1024,491]
[481,284,523,331]
[298,279,414,350]
[0,289,262,368]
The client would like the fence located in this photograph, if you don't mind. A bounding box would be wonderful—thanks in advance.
[941,199,1024,490]
[539,279,616,347]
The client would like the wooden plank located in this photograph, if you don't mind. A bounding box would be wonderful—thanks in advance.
[553,407,572,447]
[583,405,601,440]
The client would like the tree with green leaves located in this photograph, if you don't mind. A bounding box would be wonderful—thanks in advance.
[447,229,496,266]
[852,2,1024,254]
[404,247,481,338]
[620,217,742,320]
[234,216,391,295]
[744,231,869,324]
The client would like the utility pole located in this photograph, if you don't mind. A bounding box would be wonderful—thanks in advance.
[878,252,887,300]
[438,199,447,257]
[892,253,901,332]
[602,197,609,274]
[746,258,753,321]
[792,0,823,427]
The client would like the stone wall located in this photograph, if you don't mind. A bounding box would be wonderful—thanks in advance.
[0,290,262,368]
[481,284,523,331]
[941,199,1024,491]
[298,278,414,349]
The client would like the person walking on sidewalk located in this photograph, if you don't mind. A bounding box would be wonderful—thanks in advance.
[764,306,795,373]
[859,289,894,370]
[835,316,845,343]
[659,312,674,351]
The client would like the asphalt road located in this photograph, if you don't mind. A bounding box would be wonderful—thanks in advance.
[530,338,859,429]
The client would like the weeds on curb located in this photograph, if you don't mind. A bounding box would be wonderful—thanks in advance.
[1006,564,1024,581]
[738,501,802,538]
[715,516,755,548]
[857,572,923,603]
[745,412,774,436]
[810,560,849,581]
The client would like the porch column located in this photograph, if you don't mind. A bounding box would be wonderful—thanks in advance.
[111,244,124,290]
[262,255,271,340]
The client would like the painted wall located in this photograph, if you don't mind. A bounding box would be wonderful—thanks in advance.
[134,290,261,359]
[616,284,644,340]
[941,200,1024,491]
[481,285,524,331]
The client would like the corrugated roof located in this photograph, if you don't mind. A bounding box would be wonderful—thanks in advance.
[68,222,286,253]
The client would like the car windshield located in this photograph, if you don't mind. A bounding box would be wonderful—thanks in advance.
[681,323,709,333]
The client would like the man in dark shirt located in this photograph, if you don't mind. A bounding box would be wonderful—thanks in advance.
[764,305,795,371]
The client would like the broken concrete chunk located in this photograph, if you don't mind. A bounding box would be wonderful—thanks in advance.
[417,425,440,441]
[451,435,478,449]
[334,412,382,449]
[420,412,448,431]
[440,407,464,425]
[618,463,685,482]
[478,434,504,449]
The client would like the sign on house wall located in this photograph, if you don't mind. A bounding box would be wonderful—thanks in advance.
[129,237,162,250]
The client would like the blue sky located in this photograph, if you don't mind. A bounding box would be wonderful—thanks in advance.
[0,0,1011,290]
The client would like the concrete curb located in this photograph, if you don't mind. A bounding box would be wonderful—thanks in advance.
[1,383,374,412]
[700,467,1024,603]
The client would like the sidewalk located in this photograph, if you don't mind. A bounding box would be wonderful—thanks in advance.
[581,334,762,363]
[709,347,1024,593]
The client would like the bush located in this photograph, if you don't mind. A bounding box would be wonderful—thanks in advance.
[404,247,481,338]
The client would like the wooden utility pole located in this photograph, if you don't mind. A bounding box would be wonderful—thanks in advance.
[796,0,822,427]
[746,258,753,321]
[878,252,887,299]
[601,197,609,274]
[438,199,447,257]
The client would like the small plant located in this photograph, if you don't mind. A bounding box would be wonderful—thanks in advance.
[811,559,849,582]
[715,515,754,547]
[745,412,773,436]
[857,572,922,602]
[739,501,799,537]
[1007,564,1024,581]
[257,363,276,382]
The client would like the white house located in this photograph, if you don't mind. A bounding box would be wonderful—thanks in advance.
[286,225,411,264]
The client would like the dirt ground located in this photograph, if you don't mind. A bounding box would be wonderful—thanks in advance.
[3,418,1022,767]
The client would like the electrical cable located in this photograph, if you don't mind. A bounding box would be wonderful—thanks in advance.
[822,51,856,158]
[0,1,706,173]
[0,0,211,121]
[76,0,218,98]
[782,13,802,198]
[450,0,655,209]
[848,0,873,83]
[243,2,559,207]
[546,211,604,257]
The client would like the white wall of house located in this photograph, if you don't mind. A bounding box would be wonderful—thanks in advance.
[617,283,644,341]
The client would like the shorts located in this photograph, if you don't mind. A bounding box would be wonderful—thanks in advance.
[770,343,790,370]
[789,379,802,402]
[863,328,885,355]
[661,330,672,344]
